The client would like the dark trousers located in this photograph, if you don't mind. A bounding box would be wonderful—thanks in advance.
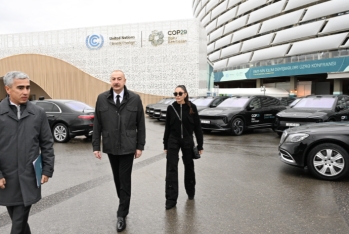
[166,135,196,206]
[6,205,32,234]
[108,153,134,218]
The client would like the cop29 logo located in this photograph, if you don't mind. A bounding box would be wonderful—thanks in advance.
[148,30,164,46]
[86,34,104,50]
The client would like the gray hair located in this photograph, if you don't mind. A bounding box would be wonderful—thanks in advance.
[3,71,30,87]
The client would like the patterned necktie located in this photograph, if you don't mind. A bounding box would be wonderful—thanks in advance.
[17,105,21,119]
[116,95,121,109]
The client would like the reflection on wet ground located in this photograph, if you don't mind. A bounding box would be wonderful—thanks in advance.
[1,118,349,233]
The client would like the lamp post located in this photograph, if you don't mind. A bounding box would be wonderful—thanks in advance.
[260,86,266,95]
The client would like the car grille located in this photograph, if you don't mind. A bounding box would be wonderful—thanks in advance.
[279,117,323,123]
[201,123,218,129]
[200,116,225,120]
[153,109,161,117]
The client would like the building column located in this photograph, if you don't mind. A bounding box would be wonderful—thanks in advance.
[290,76,297,97]
[333,79,343,95]
[256,79,263,88]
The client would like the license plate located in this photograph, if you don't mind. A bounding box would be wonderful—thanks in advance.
[286,123,300,127]
[201,120,210,124]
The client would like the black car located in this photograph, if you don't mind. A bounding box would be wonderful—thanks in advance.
[145,98,171,116]
[274,95,349,134]
[147,98,175,118]
[279,122,349,180]
[31,99,95,143]
[199,95,286,135]
[157,96,228,121]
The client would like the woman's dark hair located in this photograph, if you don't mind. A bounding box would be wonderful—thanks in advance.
[176,85,194,115]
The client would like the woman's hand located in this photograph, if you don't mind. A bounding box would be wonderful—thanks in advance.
[199,150,203,155]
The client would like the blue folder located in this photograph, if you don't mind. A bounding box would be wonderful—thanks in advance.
[33,155,42,188]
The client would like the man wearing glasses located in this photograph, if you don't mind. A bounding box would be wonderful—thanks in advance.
[92,70,146,232]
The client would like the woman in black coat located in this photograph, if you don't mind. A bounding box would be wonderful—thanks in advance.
[163,85,203,210]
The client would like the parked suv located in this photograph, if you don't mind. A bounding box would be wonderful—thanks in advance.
[274,95,349,135]
[158,96,228,121]
[145,98,171,116]
[199,95,286,135]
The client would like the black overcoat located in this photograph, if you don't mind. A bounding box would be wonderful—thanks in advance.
[0,97,55,206]
[92,86,146,155]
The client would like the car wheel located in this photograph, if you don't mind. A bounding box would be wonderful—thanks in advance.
[53,123,70,143]
[307,143,349,180]
[230,117,244,136]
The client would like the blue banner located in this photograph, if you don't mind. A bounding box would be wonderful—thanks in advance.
[216,56,349,82]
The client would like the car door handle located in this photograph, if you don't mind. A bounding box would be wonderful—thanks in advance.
[48,115,55,117]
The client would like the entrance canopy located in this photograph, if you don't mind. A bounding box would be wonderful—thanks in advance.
[327,72,349,79]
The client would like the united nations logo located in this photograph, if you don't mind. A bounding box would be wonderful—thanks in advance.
[149,30,164,46]
[86,34,104,50]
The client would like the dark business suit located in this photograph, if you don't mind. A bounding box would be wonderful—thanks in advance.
[92,86,146,217]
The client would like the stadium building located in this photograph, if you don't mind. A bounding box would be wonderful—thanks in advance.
[193,0,349,96]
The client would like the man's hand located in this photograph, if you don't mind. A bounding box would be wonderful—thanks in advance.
[41,175,49,184]
[0,178,6,189]
[199,150,204,155]
[94,151,102,160]
[134,149,142,159]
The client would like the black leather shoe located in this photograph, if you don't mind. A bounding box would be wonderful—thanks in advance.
[165,203,176,210]
[117,217,126,232]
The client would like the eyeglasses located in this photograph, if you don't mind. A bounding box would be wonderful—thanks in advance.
[173,92,185,96]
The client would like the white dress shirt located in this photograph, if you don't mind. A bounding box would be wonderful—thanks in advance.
[113,89,125,104]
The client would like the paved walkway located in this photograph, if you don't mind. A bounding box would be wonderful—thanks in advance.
[1,118,349,233]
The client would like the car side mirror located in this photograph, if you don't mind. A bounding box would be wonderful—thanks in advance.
[246,105,254,111]
[210,104,217,108]
[336,105,344,111]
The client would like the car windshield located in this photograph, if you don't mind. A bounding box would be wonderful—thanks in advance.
[193,98,213,106]
[293,97,335,109]
[289,98,301,107]
[218,97,249,108]
[65,101,94,112]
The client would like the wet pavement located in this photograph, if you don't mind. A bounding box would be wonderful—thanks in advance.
[1,117,349,233]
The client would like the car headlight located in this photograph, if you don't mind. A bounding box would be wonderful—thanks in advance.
[285,133,309,143]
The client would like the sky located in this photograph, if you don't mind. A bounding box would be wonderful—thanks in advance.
[0,0,194,35]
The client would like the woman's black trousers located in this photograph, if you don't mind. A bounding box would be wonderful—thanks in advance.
[166,134,196,207]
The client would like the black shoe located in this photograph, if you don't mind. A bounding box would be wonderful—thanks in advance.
[188,196,194,200]
[165,203,176,210]
[117,217,126,232]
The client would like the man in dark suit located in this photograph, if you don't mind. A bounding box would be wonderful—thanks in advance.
[0,71,55,234]
[92,70,146,232]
